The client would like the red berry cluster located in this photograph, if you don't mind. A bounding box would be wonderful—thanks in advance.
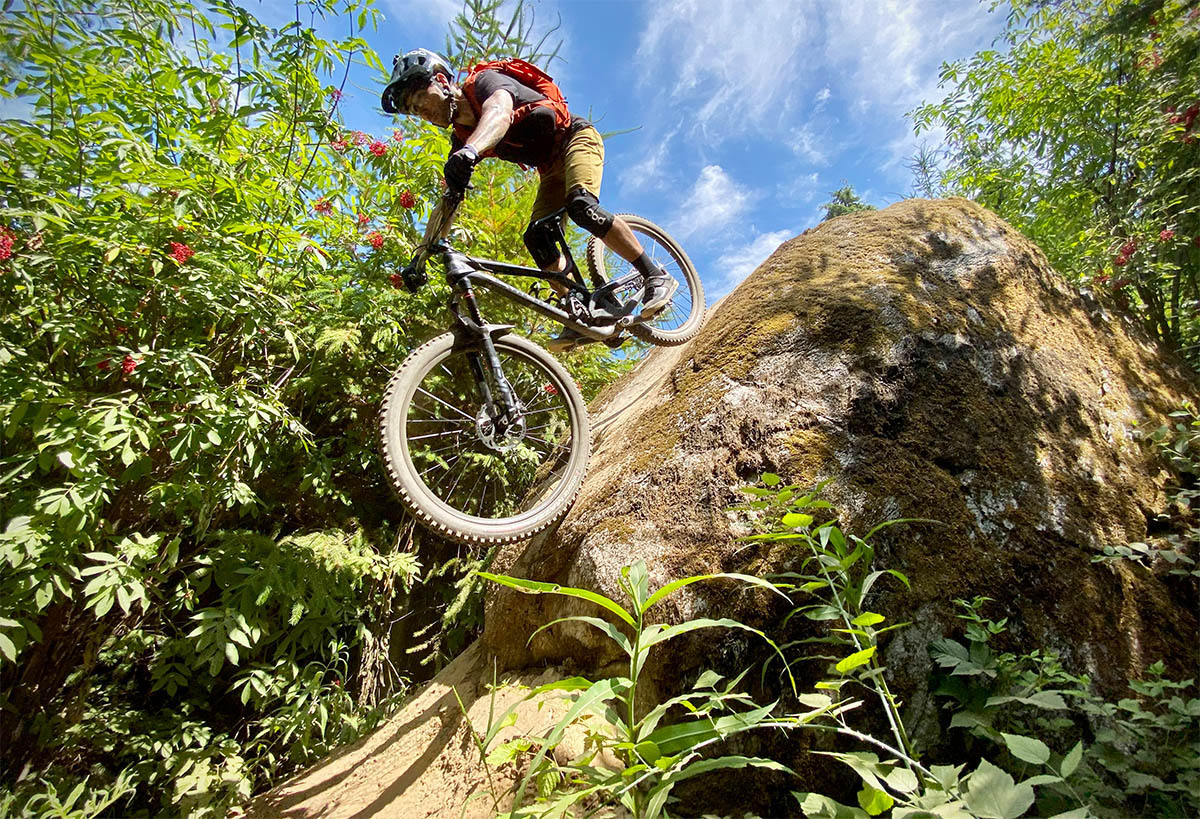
[1159,229,1175,242]
[389,272,404,289]
[329,88,344,102]
[369,141,387,157]
[398,191,417,209]
[1167,103,1200,142]
[1114,238,1137,267]
[0,229,14,261]
[392,129,405,143]
[168,242,194,264]
[368,232,384,250]
[122,354,138,375]
[313,198,333,215]
[330,137,348,152]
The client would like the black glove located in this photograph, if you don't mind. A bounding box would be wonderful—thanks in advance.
[400,261,427,293]
[443,145,480,192]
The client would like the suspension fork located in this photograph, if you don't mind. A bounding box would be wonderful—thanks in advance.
[456,281,520,424]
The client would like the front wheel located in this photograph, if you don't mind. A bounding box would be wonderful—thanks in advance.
[586,214,705,346]
[380,333,591,545]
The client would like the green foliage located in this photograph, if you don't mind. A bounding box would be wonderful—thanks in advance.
[820,185,877,222]
[734,479,1084,819]
[476,561,799,818]
[0,0,478,811]
[932,596,1200,818]
[912,0,1200,358]
[0,0,648,811]
[445,0,563,71]
[1094,403,1199,577]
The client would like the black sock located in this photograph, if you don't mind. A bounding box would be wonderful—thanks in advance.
[631,250,658,278]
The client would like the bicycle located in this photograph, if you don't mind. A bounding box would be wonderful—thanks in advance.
[378,190,704,545]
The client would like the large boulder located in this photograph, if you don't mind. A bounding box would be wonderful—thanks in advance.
[484,196,1196,739]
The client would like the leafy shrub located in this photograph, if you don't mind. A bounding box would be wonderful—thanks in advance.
[474,561,802,818]
[933,597,1200,818]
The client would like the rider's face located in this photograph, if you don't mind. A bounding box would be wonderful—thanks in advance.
[404,77,453,128]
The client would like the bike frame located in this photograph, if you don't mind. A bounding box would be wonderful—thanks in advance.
[416,195,639,425]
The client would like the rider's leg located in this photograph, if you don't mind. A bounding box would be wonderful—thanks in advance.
[557,127,677,315]
[525,162,570,288]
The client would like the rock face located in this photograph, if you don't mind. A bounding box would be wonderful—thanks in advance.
[254,198,1197,816]
[483,197,1197,799]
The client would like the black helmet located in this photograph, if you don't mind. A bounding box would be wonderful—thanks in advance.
[382,49,454,114]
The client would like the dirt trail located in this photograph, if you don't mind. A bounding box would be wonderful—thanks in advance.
[248,641,565,818]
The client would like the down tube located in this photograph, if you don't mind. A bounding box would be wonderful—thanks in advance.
[465,273,618,341]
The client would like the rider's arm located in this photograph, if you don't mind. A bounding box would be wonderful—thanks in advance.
[458,89,514,154]
[419,91,514,253]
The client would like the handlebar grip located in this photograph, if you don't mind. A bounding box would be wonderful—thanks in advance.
[400,262,427,293]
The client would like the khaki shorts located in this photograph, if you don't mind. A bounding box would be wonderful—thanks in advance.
[529,125,605,222]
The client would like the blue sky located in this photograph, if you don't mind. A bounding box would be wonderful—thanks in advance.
[343,0,1009,303]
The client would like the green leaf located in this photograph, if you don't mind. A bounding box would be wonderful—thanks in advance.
[795,792,870,818]
[857,785,894,816]
[884,765,919,794]
[477,571,635,627]
[485,737,531,766]
[0,632,17,662]
[1001,732,1050,765]
[851,612,886,627]
[642,571,790,613]
[1060,741,1083,778]
[644,701,778,756]
[964,758,1035,819]
[633,740,661,764]
[835,646,876,673]
[782,512,813,528]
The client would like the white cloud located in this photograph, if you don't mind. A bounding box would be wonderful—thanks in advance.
[813,87,832,114]
[379,0,460,31]
[788,125,828,165]
[632,0,1002,184]
[672,165,754,242]
[636,0,814,142]
[711,229,794,301]
[620,125,679,196]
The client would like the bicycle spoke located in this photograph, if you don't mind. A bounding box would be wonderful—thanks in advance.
[408,428,470,442]
[415,387,474,421]
[420,452,462,480]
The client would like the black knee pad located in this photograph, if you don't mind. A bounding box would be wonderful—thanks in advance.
[523,219,561,269]
[565,189,615,239]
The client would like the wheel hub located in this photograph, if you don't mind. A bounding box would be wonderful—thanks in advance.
[476,406,526,452]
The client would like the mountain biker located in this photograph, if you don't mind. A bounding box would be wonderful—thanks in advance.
[382,48,678,352]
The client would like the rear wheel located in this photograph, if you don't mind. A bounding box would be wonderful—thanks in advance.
[586,214,705,346]
[380,333,590,545]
